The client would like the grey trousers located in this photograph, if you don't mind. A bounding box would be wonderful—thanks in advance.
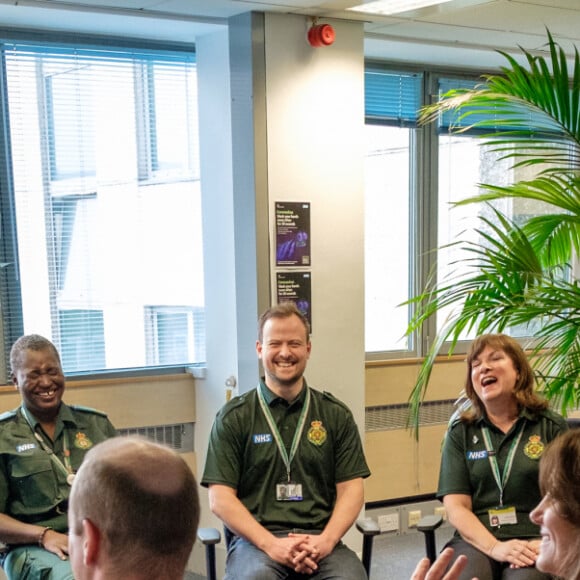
[224,530,368,580]
[1,546,74,580]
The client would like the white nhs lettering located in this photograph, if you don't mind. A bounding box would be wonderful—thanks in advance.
[467,450,487,460]
[16,443,36,453]
[253,434,272,444]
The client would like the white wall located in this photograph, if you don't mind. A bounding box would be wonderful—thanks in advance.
[263,12,366,444]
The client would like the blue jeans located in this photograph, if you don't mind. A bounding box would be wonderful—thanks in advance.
[444,536,552,580]
[224,530,368,580]
[1,546,74,580]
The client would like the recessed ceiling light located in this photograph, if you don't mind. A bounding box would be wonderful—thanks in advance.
[348,0,455,16]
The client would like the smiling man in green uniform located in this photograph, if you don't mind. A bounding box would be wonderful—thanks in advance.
[202,303,371,579]
[0,334,117,579]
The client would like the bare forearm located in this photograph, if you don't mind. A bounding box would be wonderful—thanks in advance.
[448,507,496,555]
[0,513,50,546]
[321,478,364,548]
[208,485,276,552]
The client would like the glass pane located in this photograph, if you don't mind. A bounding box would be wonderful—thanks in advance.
[150,62,199,176]
[59,309,105,373]
[437,135,553,338]
[364,124,412,352]
[46,66,96,180]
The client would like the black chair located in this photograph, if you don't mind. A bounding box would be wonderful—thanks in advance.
[197,514,442,579]
[197,527,221,580]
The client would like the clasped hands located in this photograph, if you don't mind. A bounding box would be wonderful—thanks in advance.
[267,531,333,575]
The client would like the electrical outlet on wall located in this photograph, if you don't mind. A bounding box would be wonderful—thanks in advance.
[378,512,399,532]
[408,510,422,527]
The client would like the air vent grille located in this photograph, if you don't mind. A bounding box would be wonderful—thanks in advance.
[365,400,456,432]
[118,422,194,452]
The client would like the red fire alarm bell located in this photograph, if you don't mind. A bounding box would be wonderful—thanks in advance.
[308,23,335,47]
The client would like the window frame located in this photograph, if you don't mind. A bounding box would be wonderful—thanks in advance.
[363,63,541,361]
[0,30,203,382]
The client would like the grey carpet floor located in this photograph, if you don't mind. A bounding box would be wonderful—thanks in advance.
[369,526,455,579]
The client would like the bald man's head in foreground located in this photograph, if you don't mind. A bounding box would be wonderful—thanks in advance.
[68,436,200,580]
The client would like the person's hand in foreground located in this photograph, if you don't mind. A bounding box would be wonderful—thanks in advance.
[411,547,478,580]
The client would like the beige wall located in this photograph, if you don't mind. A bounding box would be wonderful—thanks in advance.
[364,356,466,503]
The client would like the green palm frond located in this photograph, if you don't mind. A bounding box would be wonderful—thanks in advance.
[453,175,580,264]
[420,31,580,172]
[407,30,580,437]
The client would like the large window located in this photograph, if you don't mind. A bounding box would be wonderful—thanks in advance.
[0,37,204,378]
[364,68,421,354]
[364,68,552,357]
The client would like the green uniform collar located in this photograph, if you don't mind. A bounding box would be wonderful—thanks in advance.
[20,402,79,440]
[477,407,536,430]
[258,379,308,407]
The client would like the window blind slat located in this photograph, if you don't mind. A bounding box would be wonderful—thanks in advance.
[365,68,422,125]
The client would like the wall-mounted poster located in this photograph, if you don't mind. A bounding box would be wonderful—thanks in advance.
[276,272,312,330]
[275,202,311,267]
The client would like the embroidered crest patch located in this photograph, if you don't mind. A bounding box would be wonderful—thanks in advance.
[307,420,327,446]
[523,434,544,460]
[74,432,93,450]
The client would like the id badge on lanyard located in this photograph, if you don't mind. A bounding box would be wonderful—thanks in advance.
[276,482,304,501]
[482,422,524,528]
[257,385,310,503]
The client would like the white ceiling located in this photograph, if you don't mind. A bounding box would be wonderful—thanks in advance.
[0,0,578,67]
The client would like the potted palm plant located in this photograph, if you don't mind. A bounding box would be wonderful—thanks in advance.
[407,30,580,432]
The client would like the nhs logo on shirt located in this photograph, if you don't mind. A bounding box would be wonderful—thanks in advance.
[253,434,272,444]
[16,443,37,453]
[467,450,488,460]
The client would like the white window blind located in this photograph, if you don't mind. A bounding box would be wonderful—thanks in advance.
[0,39,205,376]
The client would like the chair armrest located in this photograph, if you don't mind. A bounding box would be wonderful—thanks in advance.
[197,527,222,545]
[356,517,381,537]
[417,514,443,533]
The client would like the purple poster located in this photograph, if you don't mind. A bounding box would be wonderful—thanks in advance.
[276,272,312,330]
[275,202,311,267]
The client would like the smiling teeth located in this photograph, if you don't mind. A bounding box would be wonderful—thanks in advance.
[39,390,55,397]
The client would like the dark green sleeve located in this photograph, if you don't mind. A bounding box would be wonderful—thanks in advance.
[201,407,244,489]
[437,424,470,498]
[333,406,371,483]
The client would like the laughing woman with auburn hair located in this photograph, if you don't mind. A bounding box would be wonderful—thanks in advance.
[437,333,568,580]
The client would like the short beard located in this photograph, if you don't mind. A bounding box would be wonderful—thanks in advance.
[266,368,303,388]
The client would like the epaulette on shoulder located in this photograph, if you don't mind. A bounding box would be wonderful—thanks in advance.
[0,409,17,422]
[69,404,108,417]
[218,392,249,419]
[448,414,462,431]
[322,390,350,411]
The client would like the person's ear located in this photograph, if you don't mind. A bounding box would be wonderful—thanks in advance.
[82,518,101,566]
[11,373,18,389]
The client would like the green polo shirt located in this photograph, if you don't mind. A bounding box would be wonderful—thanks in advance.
[437,408,568,539]
[202,380,370,532]
[0,403,117,532]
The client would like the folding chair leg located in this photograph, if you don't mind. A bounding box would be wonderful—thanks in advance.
[356,518,381,577]
[417,514,443,563]
[197,527,222,580]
